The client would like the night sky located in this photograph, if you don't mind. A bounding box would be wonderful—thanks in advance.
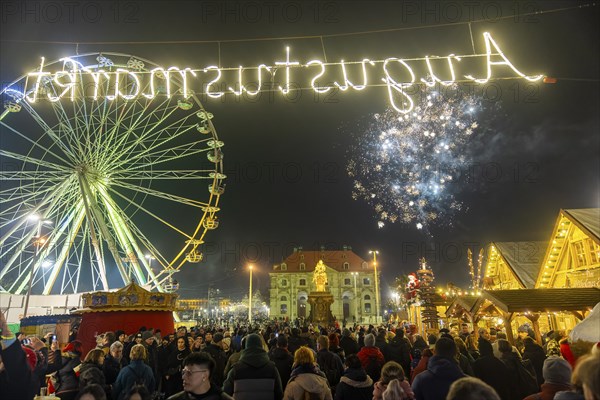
[1,1,598,301]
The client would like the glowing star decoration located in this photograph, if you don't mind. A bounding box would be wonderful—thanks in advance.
[346,85,492,231]
[12,32,543,111]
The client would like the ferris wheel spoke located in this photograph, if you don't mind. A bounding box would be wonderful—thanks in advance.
[0,122,76,167]
[106,186,193,240]
[108,110,196,169]
[111,169,216,180]
[0,148,72,173]
[0,170,72,181]
[17,102,80,163]
[110,180,211,208]
[43,203,85,294]
[122,139,212,171]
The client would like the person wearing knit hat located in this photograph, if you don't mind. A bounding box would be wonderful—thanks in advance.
[223,333,283,399]
[523,356,572,400]
[142,330,154,342]
[115,330,126,343]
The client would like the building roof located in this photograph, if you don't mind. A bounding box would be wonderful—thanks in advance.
[563,208,600,242]
[273,249,370,272]
[445,295,481,317]
[481,288,600,313]
[492,241,546,288]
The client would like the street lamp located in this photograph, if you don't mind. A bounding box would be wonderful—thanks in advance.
[369,250,380,324]
[351,272,359,323]
[248,265,253,324]
[23,215,53,318]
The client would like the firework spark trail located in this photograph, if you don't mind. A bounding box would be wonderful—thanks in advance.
[347,86,489,231]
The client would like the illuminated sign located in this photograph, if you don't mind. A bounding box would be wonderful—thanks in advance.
[19,32,542,113]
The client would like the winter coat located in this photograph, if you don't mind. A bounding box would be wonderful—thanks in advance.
[339,335,359,357]
[410,353,430,382]
[523,340,546,387]
[500,351,537,400]
[372,379,415,400]
[49,351,81,397]
[287,335,305,356]
[356,346,385,382]
[164,348,191,397]
[329,345,346,364]
[167,385,234,400]
[269,347,294,389]
[333,368,373,400]
[0,339,35,400]
[523,382,573,400]
[553,390,585,400]
[473,355,511,400]
[375,335,388,357]
[103,353,128,385]
[283,364,333,400]
[222,347,283,400]
[384,335,412,377]
[411,355,466,400]
[78,361,106,388]
[112,359,156,400]
[204,343,228,388]
[316,349,344,391]
[457,353,474,376]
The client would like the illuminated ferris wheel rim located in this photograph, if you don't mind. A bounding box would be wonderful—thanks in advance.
[0,52,225,295]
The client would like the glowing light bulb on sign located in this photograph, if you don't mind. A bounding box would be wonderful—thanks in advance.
[13,32,544,113]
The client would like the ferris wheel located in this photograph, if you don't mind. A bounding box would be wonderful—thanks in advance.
[0,52,225,295]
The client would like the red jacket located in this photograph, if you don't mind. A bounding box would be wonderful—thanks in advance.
[560,342,576,369]
[357,346,385,369]
[523,382,572,400]
[410,355,430,382]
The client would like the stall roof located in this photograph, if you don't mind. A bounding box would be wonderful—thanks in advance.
[493,242,546,289]
[481,288,600,313]
[445,295,481,317]
[563,209,600,242]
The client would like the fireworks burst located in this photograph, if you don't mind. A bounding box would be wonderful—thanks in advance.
[347,87,491,231]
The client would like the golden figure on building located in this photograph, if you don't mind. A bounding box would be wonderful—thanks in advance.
[313,260,328,292]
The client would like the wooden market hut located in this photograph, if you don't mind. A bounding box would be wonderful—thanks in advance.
[447,288,600,345]
[484,241,546,290]
[535,208,600,289]
[73,282,177,356]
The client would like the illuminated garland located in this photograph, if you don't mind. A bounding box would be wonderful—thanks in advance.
[10,32,543,114]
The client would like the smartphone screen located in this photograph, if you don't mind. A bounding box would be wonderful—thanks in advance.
[52,335,57,341]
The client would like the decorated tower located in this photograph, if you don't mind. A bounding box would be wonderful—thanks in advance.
[416,258,439,331]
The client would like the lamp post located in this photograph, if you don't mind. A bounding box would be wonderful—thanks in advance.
[248,265,253,324]
[351,272,359,323]
[23,215,53,318]
[369,250,380,323]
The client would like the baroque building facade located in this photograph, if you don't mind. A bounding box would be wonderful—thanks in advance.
[269,247,380,323]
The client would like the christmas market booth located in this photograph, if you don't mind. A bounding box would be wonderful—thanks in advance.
[19,314,80,348]
[73,282,177,356]
[446,288,600,345]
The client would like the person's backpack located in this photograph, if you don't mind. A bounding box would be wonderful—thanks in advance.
[364,354,381,382]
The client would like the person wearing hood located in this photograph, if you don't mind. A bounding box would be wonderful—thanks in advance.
[411,337,466,400]
[522,336,547,387]
[269,334,294,390]
[333,354,373,400]
[523,356,572,400]
[472,338,511,400]
[383,328,412,379]
[222,333,283,400]
[283,346,332,400]
[48,339,84,400]
[163,336,191,397]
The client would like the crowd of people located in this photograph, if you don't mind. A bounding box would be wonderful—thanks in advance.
[1,309,599,400]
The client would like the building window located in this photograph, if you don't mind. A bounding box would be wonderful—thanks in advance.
[363,278,370,285]
[342,253,347,259]
[299,279,306,286]
[365,303,371,313]
[280,296,287,301]
[364,295,371,300]
[281,279,287,287]
[589,239,600,264]
[280,304,287,314]
[573,241,587,267]
[344,278,351,285]
[300,254,305,260]
[300,263,306,271]
[343,262,349,270]
[281,263,287,271]
[362,262,368,269]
